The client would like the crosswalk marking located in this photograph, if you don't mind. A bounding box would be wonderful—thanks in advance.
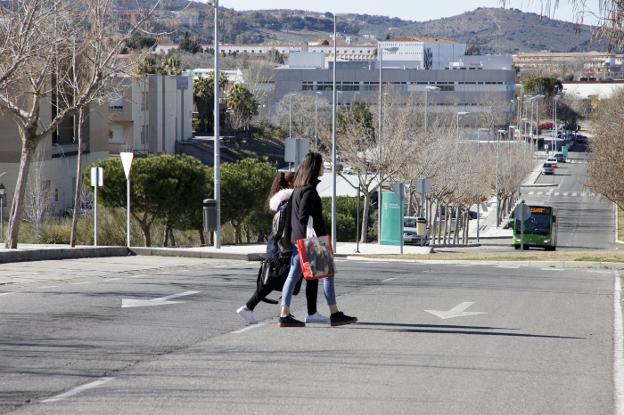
[528,191,598,199]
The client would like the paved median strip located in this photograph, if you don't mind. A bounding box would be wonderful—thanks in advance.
[42,377,114,403]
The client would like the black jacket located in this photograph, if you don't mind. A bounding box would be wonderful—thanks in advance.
[290,180,327,244]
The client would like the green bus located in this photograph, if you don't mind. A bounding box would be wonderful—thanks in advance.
[512,205,558,250]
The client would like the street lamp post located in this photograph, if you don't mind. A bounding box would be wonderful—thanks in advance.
[376,44,399,243]
[314,91,322,149]
[424,85,440,134]
[208,0,222,249]
[0,184,5,241]
[331,13,337,251]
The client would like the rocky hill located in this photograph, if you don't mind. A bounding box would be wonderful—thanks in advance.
[130,2,608,53]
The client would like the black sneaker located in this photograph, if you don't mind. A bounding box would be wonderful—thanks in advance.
[330,312,358,327]
[278,314,305,327]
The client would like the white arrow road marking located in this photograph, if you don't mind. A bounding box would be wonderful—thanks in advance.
[121,290,200,308]
[42,377,114,403]
[425,302,486,320]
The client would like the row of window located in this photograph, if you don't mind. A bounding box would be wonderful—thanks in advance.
[301,80,506,92]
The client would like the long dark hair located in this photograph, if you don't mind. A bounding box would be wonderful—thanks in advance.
[293,152,323,188]
[266,171,295,210]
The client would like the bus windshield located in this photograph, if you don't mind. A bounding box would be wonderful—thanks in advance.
[515,207,552,235]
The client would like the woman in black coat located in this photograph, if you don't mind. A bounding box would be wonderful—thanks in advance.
[278,152,357,328]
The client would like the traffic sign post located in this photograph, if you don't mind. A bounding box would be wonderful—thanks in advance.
[120,152,134,248]
[90,167,104,246]
[514,203,531,251]
[415,178,432,218]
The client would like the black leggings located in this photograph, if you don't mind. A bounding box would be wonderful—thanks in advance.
[246,278,319,314]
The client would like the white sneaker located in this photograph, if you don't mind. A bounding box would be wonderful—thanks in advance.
[305,312,330,323]
[237,306,257,325]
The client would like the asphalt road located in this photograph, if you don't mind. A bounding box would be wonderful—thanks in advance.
[522,142,615,250]
[0,256,619,414]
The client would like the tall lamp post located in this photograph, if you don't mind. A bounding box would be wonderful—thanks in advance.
[331,13,337,251]
[376,44,399,242]
[208,0,221,248]
[0,184,5,241]
[424,85,440,134]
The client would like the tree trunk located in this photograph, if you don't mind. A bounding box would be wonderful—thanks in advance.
[442,205,450,246]
[464,211,470,245]
[139,221,152,247]
[233,222,242,244]
[361,192,370,244]
[163,224,170,247]
[70,108,84,248]
[168,226,176,247]
[6,128,38,249]
[453,208,460,245]
[431,204,439,246]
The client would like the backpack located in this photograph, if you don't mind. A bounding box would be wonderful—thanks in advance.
[265,196,293,261]
[257,195,301,304]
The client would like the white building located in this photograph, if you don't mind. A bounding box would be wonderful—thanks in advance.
[378,38,466,70]
[185,68,245,84]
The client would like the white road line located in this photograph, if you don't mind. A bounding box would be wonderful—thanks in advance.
[554,192,561,196]
[232,322,267,334]
[563,192,570,197]
[528,191,535,195]
[42,377,115,403]
[39,285,59,289]
[497,265,519,269]
[130,274,147,278]
[589,270,612,275]
[0,292,16,297]
[572,192,578,197]
[537,191,543,196]
[614,273,624,415]
[70,282,89,285]
[581,193,587,197]
[382,277,398,283]
[105,278,122,282]
[541,267,565,271]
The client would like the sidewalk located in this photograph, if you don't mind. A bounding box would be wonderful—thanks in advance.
[0,242,431,264]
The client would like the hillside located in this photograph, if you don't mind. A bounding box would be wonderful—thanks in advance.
[132,2,608,53]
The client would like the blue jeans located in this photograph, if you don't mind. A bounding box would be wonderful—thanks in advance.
[281,245,336,309]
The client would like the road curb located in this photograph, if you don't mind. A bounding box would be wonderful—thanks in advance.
[346,256,624,270]
[0,247,129,264]
[129,247,264,261]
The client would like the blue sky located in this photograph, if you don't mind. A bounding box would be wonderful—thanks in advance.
[218,0,599,24]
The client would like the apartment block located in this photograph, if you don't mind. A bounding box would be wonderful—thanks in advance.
[0,74,193,215]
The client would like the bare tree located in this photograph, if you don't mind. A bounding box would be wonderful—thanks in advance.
[587,88,624,208]
[0,0,160,249]
[273,93,331,144]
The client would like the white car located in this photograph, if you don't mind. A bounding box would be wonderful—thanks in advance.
[546,156,558,168]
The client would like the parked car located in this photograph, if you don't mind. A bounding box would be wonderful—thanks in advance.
[554,152,566,163]
[403,217,422,244]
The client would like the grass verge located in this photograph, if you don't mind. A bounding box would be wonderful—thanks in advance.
[370,250,624,263]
